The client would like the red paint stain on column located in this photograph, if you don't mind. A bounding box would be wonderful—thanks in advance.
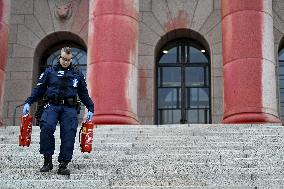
[88,0,139,124]
[221,0,280,123]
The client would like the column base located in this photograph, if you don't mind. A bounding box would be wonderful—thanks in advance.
[222,113,282,124]
[93,114,139,125]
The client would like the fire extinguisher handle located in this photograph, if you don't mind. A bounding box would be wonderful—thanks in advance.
[78,126,82,144]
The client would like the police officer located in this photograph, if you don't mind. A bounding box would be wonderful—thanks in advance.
[22,47,94,175]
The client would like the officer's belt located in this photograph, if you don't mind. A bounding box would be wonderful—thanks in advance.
[48,97,76,106]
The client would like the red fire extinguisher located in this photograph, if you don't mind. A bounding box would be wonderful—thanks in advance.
[19,114,33,147]
[79,120,94,153]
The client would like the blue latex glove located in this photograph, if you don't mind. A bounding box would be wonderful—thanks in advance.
[22,103,30,115]
[87,111,93,121]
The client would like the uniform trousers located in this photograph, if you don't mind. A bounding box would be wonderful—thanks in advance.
[39,104,78,162]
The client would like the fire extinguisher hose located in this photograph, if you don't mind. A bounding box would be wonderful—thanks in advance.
[78,120,86,148]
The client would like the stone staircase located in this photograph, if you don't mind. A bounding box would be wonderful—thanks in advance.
[0,124,284,188]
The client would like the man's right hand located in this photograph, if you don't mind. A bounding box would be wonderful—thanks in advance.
[22,103,30,115]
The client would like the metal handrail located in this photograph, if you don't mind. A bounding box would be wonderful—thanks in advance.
[13,103,25,127]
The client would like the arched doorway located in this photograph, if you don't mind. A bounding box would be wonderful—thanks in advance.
[156,38,211,124]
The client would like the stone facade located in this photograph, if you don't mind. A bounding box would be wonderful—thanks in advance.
[2,0,284,125]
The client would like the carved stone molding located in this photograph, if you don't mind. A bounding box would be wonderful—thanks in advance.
[54,0,73,20]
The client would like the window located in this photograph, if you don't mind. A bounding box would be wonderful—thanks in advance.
[156,39,211,124]
[279,49,284,121]
[36,44,87,124]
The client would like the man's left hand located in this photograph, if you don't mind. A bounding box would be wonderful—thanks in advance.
[87,111,93,121]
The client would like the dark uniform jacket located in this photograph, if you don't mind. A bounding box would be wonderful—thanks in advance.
[25,64,94,113]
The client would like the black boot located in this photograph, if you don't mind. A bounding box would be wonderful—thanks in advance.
[57,161,70,175]
[40,155,53,172]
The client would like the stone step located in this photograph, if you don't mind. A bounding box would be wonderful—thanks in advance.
[3,130,274,136]
[2,129,284,141]
[0,178,254,189]
[111,186,256,189]
[4,125,284,131]
[0,126,284,134]
[3,133,284,144]
[1,148,284,160]
[0,147,251,157]
[1,124,283,132]
[1,167,283,185]
[1,154,284,170]
[2,134,284,144]
[0,168,103,180]
[2,142,284,152]
[2,123,281,128]
[1,139,284,147]
[94,127,284,133]
[110,179,284,188]
[0,173,281,189]
[1,144,284,159]
[4,131,284,138]
[1,149,283,164]
[0,179,109,189]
